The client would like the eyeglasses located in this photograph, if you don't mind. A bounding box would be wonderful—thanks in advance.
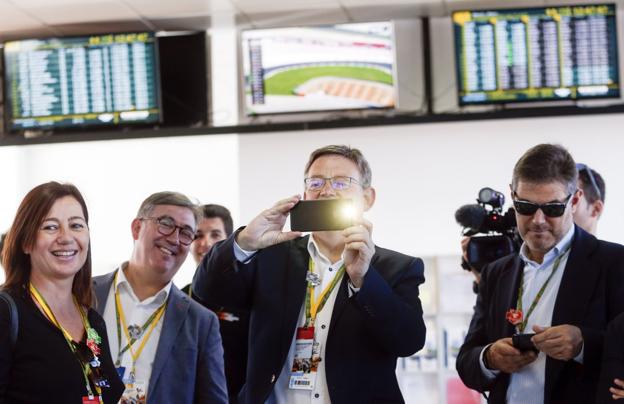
[512,192,574,218]
[576,163,602,201]
[304,176,361,191]
[140,216,196,246]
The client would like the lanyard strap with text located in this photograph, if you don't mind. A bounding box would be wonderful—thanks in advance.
[29,283,102,401]
[304,259,345,328]
[516,245,571,333]
[113,271,167,368]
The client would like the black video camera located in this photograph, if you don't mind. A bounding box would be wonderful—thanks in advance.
[455,187,520,273]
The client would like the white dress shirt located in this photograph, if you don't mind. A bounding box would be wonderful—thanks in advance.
[102,263,172,394]
[234,236,346,404]
[480,225,577,404]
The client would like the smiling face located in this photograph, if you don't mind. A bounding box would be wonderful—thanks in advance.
[26,196,89,282]
[190,217,227,265]
[130,204,196,283]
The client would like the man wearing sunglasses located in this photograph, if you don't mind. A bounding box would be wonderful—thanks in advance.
[574,163,606,236]
[192,145,426,404]
[457,144,624,404]
[93,192,227,403]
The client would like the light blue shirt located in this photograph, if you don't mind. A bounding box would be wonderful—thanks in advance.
[480,225,579,404]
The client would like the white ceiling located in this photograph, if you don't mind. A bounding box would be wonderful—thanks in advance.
[0,0,619,41]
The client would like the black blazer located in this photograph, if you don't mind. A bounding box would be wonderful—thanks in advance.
[597,311,624,403]
[192,231,426,404]
[456,226,624,404]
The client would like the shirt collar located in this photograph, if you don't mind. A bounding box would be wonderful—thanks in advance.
[307,235,345,267]
[519,224,575,268]
[115,261,172,305]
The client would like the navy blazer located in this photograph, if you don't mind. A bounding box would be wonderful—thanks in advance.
[457,226,624,404]
[93,270,228,404]
[192,232,426,404]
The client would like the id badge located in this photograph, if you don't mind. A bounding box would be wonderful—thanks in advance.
[288,327,317,390]
[120,380,147,404]
[82,396,100,404]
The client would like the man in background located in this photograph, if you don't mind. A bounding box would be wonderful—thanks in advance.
[573,163,605,236]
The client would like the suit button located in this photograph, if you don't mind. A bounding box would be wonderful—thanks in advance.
[270,374,276,383]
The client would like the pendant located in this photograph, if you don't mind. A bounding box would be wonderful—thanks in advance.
[306,271,321,287]
[127,324,142,340]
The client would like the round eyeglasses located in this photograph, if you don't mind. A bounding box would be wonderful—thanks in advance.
[140,216,196,246]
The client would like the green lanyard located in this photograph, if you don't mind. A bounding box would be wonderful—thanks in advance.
[30,284,103,402]
[304,259,346,328]
[113,272,167,367]
[516,245,571,333]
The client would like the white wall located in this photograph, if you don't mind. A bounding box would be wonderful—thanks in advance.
[0,134,239,286]
[238,113,624,259]
[1,113,623,286]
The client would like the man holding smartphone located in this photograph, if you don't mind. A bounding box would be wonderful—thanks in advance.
[192,145,426,404]
[456,144,624,404]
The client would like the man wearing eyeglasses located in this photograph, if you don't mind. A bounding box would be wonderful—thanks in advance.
[457,144,624,404]
[574,163,606,236]
[93,192,228,403]
[192,145,426,404]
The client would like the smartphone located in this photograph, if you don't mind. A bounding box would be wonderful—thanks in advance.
[290,199,354,232]
[512,333,538,353]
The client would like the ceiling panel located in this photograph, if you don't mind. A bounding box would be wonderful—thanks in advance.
[122,0,212,18]
[0,1,45,31]
[25,1,140,25]
[240,7,350,28]
[233,0,339,14]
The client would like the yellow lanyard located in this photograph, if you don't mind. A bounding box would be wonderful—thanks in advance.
[305,259,345,328]
[29,283,103,402]
[113,272,167,380]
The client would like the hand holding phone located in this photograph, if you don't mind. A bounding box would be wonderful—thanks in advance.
[290,199,355,232]
[512,333,538,353]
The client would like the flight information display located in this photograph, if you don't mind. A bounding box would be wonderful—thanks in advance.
[453,4,620,105]
[3,32,160,130]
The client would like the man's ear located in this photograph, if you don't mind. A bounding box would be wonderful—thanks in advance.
[591,199,604,219]
[570,188,583,214]
[363,187,376,211]
[131,218,142,241]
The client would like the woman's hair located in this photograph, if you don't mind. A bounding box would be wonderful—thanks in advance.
[1,182,93,307]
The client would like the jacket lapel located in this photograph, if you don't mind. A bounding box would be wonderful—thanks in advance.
[148,285,191,393]
[501,255,524,336]
[545,226,598,402]
[280,236,310,358]
[93,270,117,315]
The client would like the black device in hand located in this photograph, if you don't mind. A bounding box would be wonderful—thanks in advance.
[512,333,538,353]
[290,199,354,232]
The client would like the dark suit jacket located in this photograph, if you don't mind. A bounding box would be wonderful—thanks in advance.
[457,226,624,404]
[93,270,228,404]
[192,232,426,404]
[597,311,624,403]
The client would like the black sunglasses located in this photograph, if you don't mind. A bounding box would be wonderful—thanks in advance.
[512,193,573,218]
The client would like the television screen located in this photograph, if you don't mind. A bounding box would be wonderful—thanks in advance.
[3,32,160,131]
[242,22,396,115]
[453,4,620,105]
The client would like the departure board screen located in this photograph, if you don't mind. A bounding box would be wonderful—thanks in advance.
[453,4,620,105]
[3,32,160,131]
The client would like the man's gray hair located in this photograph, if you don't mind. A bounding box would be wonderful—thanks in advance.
[136,191,200,225]
[304,145,372,188]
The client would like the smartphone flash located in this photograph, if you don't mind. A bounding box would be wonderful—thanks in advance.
[340,202,356,222]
